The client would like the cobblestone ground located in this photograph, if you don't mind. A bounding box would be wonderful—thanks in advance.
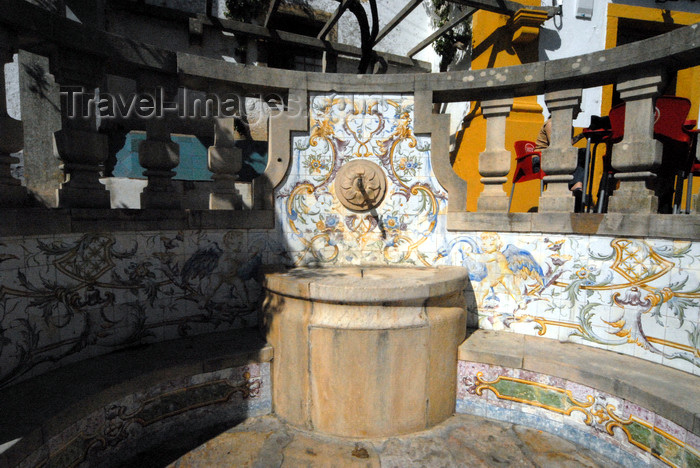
[168,414,617,467]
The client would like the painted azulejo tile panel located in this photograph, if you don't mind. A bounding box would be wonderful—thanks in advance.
[435,234,700,375]
[457,361,699,468]
[0,230,279,387]
[276,93,448,266]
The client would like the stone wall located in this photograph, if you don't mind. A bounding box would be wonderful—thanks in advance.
[10,359,271,467]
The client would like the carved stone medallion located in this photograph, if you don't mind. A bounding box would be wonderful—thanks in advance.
[335,159,387,212]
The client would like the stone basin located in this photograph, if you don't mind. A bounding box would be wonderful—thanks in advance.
[261,266,468,438]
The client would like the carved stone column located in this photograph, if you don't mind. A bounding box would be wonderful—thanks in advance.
[0,29,27,206]
[51,51,110,208]
[477,98,513,212]
[539,88,581,212]
[607,72,665,214]
[208,116,242,209]
[137,74,181,209]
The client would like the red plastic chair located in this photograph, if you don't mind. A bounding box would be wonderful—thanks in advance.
[508,140,545,212]
[598,96,697,213]
[654,96,693,146]
[595,104,625,212]
[608,103,625,143]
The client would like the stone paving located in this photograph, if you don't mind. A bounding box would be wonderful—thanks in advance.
[169,413,616,467]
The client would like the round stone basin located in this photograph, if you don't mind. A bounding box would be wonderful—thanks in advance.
[261,266,468,438]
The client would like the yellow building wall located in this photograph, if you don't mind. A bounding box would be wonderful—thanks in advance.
[454,3,700,212]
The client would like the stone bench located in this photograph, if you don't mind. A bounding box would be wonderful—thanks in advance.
[0,328,273,468]
[457,329,699,467]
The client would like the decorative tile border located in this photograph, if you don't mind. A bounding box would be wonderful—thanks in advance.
[15,363,271,468]
[457,361,700,468]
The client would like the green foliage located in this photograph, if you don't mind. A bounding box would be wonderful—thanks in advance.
[430,0,471,71]
[225,0,269,23]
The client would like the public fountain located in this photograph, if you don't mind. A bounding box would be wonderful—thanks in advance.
[260,98,469,436]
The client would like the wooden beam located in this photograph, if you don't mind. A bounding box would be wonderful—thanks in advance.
[263,0,282,28]
[195,15,430,70]
[446,0,559,17]
[317,0,353,40]
[374,0,424,46]
[407,7,475,58]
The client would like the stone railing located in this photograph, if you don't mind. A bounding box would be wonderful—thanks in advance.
[0,1,699,240]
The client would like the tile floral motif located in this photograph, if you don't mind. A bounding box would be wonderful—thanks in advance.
[436,234,700,373]
[276,93,447,266]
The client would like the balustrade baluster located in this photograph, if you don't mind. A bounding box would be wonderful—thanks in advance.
[693,142,700,215]
[137,75,181,210]
[477,98,513,212]
[539,88,582,212]
[0,29,26,206]
[607,72,665,214]
[52,51,111,208]
[208,115,243,210]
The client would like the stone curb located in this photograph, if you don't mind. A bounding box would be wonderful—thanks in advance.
[0,328,273,468]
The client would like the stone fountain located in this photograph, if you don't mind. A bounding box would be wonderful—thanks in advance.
[262,265,467,438]
[262,145,468,438]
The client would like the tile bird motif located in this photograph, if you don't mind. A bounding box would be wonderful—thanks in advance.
[437,234,700,373]
[436,233,544,308]
[0,231,269,387]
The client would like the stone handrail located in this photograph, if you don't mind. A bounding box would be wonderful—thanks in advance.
[1,0,699,237]
[177,22,700,98]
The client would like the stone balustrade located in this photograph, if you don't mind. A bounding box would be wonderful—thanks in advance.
[0,0,698,236]
[539,88,582,213]
[51,50,112,209]
[136,73,182,210]
[0,27,26,207]
[607,71,666,214]
[208,116,243,210]
[477,97,513,212]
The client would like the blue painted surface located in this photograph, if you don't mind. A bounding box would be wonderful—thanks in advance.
[112,132,268,181]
